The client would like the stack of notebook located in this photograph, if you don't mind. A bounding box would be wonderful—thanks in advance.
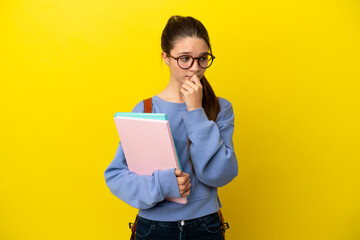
[114,112,187,204]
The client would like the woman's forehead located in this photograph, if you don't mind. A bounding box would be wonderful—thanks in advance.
[171,37,209,55]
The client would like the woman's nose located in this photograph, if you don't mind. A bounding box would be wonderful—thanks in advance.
[189,59,201,72]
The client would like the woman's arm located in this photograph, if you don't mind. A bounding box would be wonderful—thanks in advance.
[182,97,238,187]
[104,143,181,209]
[104,101,181,209]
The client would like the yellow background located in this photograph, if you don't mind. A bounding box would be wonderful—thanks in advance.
[0,0,359,239]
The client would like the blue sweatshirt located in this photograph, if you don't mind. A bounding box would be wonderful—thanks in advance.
[104,95,238,221]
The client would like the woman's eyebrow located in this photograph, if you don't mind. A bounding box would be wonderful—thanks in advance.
[177,51,210,55]
[177,51,192,54]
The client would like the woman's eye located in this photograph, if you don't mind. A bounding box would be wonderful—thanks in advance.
[199,55,209,61]
[180,56,190,62]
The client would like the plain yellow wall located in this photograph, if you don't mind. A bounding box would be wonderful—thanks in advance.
[0,0,359,239]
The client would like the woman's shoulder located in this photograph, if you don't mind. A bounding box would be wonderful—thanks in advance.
[131,99,145,113]
[216,97,234,123]
[217,96,233,110]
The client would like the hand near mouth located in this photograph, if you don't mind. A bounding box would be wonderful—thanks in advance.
[180,75,203,112]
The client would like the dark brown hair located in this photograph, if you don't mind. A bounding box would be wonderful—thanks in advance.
[161,15,220,175]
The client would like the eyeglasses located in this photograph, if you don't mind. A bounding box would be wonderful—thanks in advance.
[167,53,215,69]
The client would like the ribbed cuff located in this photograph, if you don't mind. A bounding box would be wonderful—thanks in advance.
[157,168,180,198]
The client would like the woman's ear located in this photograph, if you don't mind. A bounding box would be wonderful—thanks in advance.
[161,52,169,66]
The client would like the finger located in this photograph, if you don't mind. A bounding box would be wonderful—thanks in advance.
[177,176,187,185]
[179,181,190,191]
[182,84,198,95]
[182,172,190,180]
[180,177,191,189]
[184,80,197,88]
[181,82,195,92]
[191,75,202,86]
[180,184,191,194]
[185,183,191,192]
[175,169,182,177]
[183,174,191,182]
[178,177,190,187]
[177,172,191,185]
[187,78,197,84]
[185,80,201,92]
[181,188,191,197]
[181,86,194,95]
[185,179,191,188]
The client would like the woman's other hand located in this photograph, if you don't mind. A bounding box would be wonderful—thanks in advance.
[180,75,203,112]
[174,169,191,197]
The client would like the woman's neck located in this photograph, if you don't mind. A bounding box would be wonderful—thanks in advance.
[157,78,185,103]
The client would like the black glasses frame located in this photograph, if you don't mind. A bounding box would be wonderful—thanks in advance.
[167,53,215,69]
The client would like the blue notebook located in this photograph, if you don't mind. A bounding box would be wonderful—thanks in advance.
[114,112,168,120]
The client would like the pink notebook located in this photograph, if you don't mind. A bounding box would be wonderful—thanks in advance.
[114,116,188,204]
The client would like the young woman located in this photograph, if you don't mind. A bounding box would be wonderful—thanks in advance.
[105,15,238,240]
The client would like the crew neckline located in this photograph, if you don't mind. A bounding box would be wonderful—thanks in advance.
[153,95,188,111]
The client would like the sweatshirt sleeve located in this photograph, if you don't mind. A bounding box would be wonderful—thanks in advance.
[104,101,180,209]
[182,97,238,187]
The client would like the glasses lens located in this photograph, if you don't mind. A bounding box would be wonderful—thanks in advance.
[177,55,193,69]
[199,54,213,68]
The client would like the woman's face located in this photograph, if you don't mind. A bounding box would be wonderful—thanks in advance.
[163,37,209,85]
